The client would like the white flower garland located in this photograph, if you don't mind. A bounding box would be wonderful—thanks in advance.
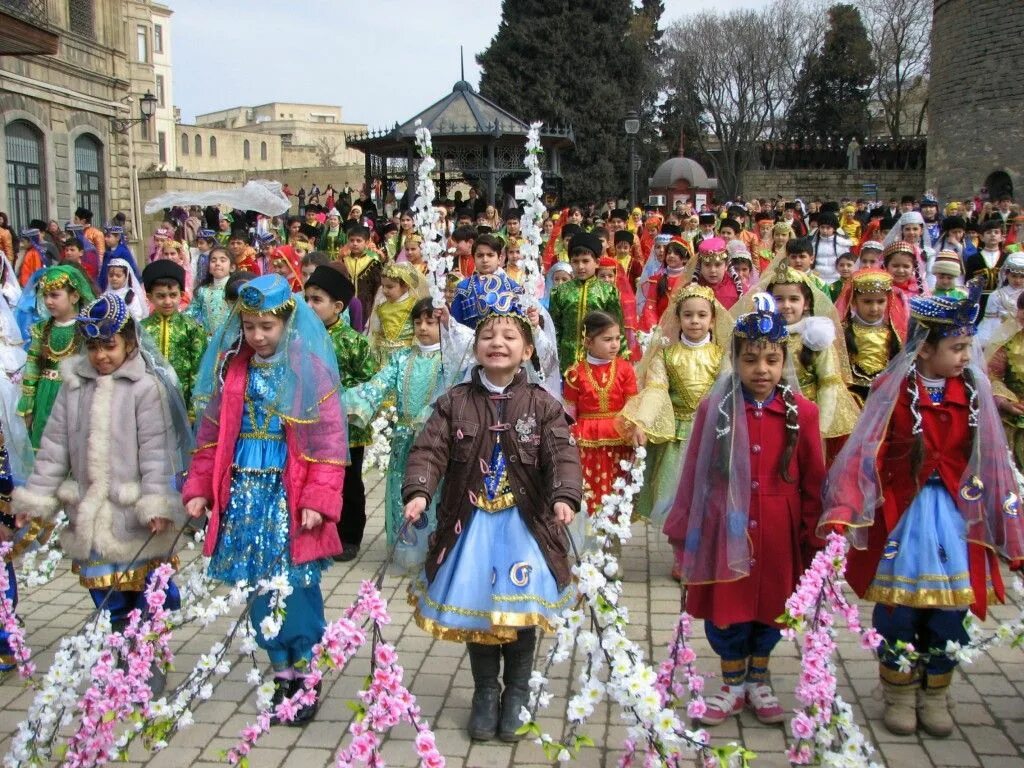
[17,513,67,588]
[519,123,545,308]
[364,404,397,473]
[412,121,450,308]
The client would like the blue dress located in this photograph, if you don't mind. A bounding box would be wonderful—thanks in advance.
[410,441,574,645]
[866,384,974,608]
[208,355,329,669]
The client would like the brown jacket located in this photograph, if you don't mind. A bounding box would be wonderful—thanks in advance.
[403,368,583,589]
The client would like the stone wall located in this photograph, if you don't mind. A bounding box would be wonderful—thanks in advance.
[742,169,926,202]
[927,0,1024,200]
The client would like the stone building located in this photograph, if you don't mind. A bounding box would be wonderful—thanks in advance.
[927,0,1024,200]
[0,0,170,238]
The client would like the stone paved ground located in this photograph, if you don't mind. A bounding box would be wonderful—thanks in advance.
[2,471,1023,768]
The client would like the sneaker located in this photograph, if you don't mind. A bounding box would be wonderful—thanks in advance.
[746,683,785,724]
[698,686,744,725]
[334,543,359,562]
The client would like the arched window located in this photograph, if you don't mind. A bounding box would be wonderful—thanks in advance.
[260,141,267,161]
[243,139,250,160]
[5,121,46,232]
[194,135,202,156]
[181,132,189,155]
[74,134,104,224]
[209,136,217,157]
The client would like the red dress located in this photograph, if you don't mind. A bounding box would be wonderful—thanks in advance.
[827,377,1005,619]
[563,357,638,513]
[640,269,687,331]
[665,392,825,627]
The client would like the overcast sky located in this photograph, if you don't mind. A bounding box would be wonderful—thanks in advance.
[169,0,762,127]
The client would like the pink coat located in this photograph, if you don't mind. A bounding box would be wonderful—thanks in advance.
[182,345,344,564]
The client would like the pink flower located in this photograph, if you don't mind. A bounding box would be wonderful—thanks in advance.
[860,628,883,650]
[686,698,707,718]
[790,712,815,740]
[374,644,398,667]
[786,743,813,765]
[423,750,445,768]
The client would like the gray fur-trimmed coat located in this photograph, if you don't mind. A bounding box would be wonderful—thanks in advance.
[12,352,185,564]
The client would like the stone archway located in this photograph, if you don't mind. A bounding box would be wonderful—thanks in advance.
[984,170,1014,200]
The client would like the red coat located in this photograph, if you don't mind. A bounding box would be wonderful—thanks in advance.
[829,376,1004,619]
[665,391,825,627]
[182,345,344,564]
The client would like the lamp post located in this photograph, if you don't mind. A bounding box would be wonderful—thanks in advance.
[111,92,157,246]
[624,110,640,207]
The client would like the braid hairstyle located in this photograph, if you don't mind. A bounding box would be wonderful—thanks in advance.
[711,384,735,479]
[777,383,800,483]
[913,254,925,295]
[906,362,925,485]
[217,330,245,389]
[726,264,744,296]
[38,317,55,370]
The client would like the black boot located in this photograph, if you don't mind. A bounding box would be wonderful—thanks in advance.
[289,678,322,726]
[498,628,537,742]
[467,643,502,740]
[268,675,290,725]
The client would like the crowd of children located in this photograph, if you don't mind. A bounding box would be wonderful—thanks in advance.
[0,191,1021,749]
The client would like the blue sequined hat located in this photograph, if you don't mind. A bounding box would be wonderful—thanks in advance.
[196,228,216,240]
[77,294,130,340]
[255,231,276,246]
[474,274,528,322]
[103,225,123,236]
[733,292,789,343]
[238,273,295,316]
[908,277,984,337]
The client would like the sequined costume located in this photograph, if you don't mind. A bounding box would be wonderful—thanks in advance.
[988,329,1024,469]
[620,338,723,522]
[787,332,861,439]
[17,320,80,449]
[342,253,383,333]
[185,277,232,336]
[344,343,444,546]
[845,319,897,402]
[450,272,523,329]
[547,277,624,373]
[140,312,207,412]
[563,357,637,512]
[369,295,417,368]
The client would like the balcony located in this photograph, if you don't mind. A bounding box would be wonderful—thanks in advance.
[0,0,60,56]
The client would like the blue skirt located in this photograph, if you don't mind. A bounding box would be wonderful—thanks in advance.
[410,506,575,645]
[867,481,974,609]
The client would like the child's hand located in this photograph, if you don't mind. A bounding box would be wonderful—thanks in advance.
[149,517,172,534]
[434,306,451,328]
[185,497,208,519]
[526,306,540,327]
[300,508,323,530]
[404,497,427,523]
[632,428,647,447]
[14,513,28,529]
[553,502,575,526]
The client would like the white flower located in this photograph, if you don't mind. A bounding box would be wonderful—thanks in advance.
[246,668,263,686]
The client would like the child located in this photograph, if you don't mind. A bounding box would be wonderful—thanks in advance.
[965,218,1008,315]
[155,240,194,309]
[548,232,624,372]
[784,238,828,292]
[402,289,582,743]
[299,250,329,285]
[104,257,148,323]
[664,294,825,726]
[185,246,234,336]
[450,235,521,329]
[836,269,909,404]
[401,234,428,275]
[227,231,261,276]
[977,252,1024,343]
[988,292,1024,469]
[503,238,524,284]
[15,229,46,287]
[99,226,140,291]
[930,251,967,300]
[341,224,383,332]
[689,237,742,309]
[65,225,100,281]
[884,240,926,296]
[822,281,1024,738]
[596,256,619,286]
[563,312,638,511]
[140,261,207,413]
[365,263,421,367]
[184,273,345,724]
[450,226,477,277]
[827,251,858,302]
[726,242,756,291]
[191,228,217,286]
[17,265,95,448]
[810,212,852,283]
[13,294,188,682]
[621,284,728,540]
[639,241,689,332]
[304,265,377,561]
[857,239,884,270]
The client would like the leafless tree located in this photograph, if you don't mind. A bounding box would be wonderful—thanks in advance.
[862,0,931,139]
[663,5,806,197]
[313,137,341,168]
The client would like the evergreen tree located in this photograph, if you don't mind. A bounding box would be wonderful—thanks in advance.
[786,4,874,141]
[478,0,647,203]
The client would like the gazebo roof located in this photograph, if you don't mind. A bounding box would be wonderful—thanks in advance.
[347,81,574,155]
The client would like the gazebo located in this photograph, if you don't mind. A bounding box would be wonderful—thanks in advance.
[346,80,575,207]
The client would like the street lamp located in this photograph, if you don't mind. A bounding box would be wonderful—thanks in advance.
[624,110,640,207]
[111,91,157,134]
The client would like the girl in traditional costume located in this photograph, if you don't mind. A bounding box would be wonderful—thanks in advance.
[403,289,581,744]
[563,311,638,513]
[367,263,425,368]
[821,279,1024,738]
[664,294,825,727]
[183,274,346,725]
[639,241,690,332]
[884,240,928,297]
[185,246,234,336]
[684,237,742,310]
